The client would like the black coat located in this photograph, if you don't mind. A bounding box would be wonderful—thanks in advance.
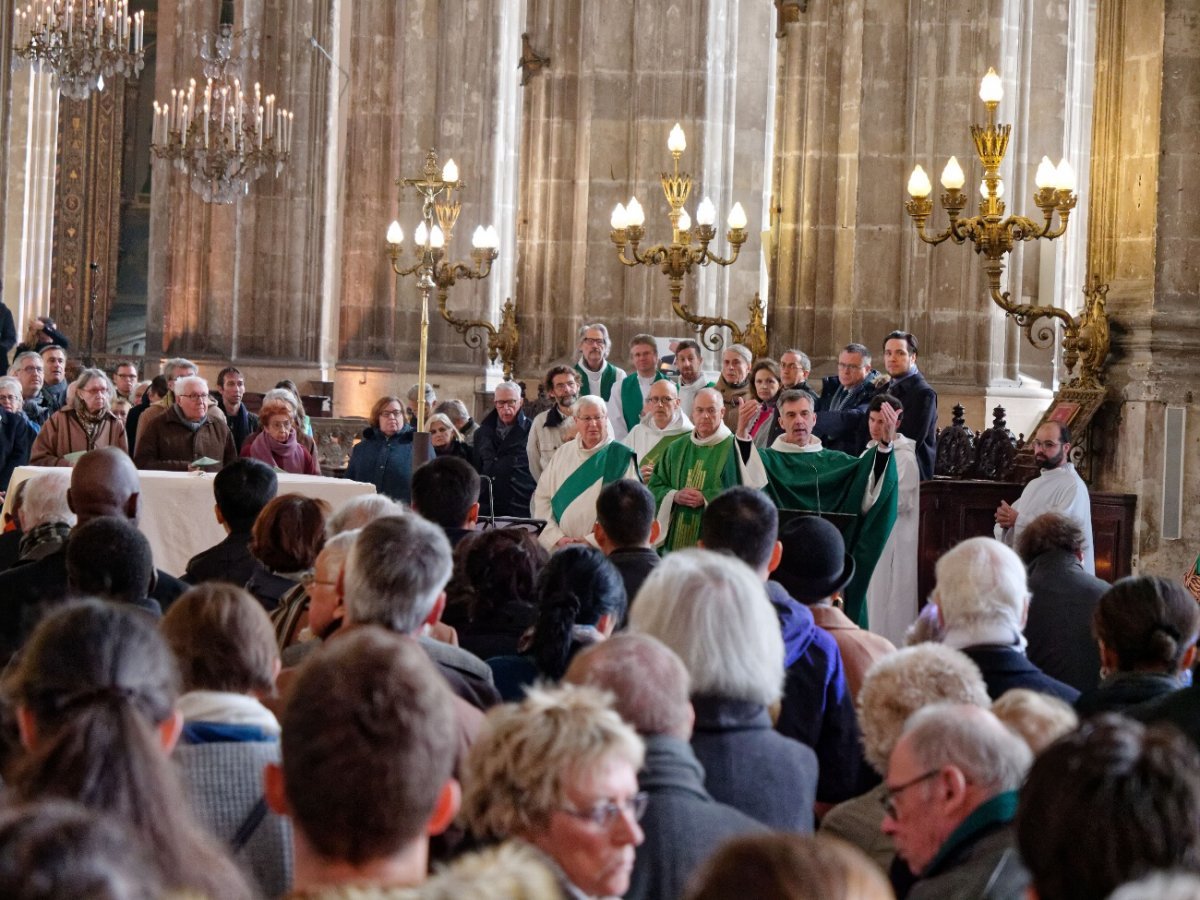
[183,530,267,589]
[812,375,874,455]
[473,409,536,519]
[1024,549,1108,693]
[0,409,34,491]
[690,695,818,833]
[625,735,766,900]
[881,368,938,480]
[960,644,1081,704]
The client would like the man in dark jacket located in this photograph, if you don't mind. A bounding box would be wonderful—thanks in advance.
[879,331,938,479]
[701,487,872,807]
[566,634,765,900]
[813,343,876,455]
[0,406,34,491]
[473,381,536,519]
[215,365,260,453]
[594,480,660,620]
[184,458,278,586]
[1017,511,1107,693]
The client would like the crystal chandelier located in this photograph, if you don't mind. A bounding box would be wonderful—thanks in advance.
[12,0,146,101]
[149,21,293,204]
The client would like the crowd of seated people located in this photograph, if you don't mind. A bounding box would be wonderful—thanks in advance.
[2,335,1200,898]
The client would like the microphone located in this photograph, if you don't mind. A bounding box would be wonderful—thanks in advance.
[804,459,822,515]
[479,474,496,529]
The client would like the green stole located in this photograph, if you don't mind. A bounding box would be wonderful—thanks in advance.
[649,435,741,552]
[758,446,898,627]
[640,430,691,471]
[551,442,638,523]
[619,371,668,432]
[575,362,619,401]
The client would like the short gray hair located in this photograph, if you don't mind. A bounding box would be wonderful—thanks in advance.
[9,351,41,375]
[566,633,691,738]
[317,529,359,571]
[777,389,814,410]
[164,357,197,378]
[842,343,872,364]
[630,549,784,707]
[327,494,406,537]
[901,703,1032,795]
[435,399,470,424]
[19,472,76,530]
[260,388,298,413]
[72,368,111,393]
[724,344,752,364]
[493,381,521,400]
[857,644,990,774]
[934,537,1028,632]
[0,375,23,397]
[573,395,607,418]
[173,375,208,397]
[577,322,611,349]
[781,349,812,371]
[344,515,452,634]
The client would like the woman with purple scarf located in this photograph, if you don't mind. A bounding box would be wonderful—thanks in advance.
[240,399,319,475]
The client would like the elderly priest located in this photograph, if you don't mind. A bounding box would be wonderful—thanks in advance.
[624,379,693,481]
[735,389,898,626]
[647,387,742,552]
[531,395,638,551]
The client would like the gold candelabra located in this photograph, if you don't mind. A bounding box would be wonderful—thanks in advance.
[384,149,507,429]
[905,68,1108,388]
[609,123,762,352]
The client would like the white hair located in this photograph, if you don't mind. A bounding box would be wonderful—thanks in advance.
[260,388,298,412]
[317,529,358,570]
[327,494,406,536]
[630,549,784,707]
[173,374,208,397]
[724,344,752,364]
[901,703,1033,795]
[0,375,22,396]
[18,472,76,531]
[934,537,1028,632]
[493,381,521,399]
[573,395,607,418]
[164,357,197,378]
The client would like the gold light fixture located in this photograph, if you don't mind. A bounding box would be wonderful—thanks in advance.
[610,123,761,353]
[13,0,146,101]
[905,68,1108,387]
[384,150,506,429]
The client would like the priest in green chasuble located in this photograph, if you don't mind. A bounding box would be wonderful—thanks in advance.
[736,389,898,627]
[648,388,743,552]
[623,379,693,481]
[531,395,639,552]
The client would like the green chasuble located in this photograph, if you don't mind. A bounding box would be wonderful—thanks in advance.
[551,441,639,523]
[649,435,741,552]
[575,362,620,401]
[618,370,668,432]
[758,446,898,627]
[640,430,690,471]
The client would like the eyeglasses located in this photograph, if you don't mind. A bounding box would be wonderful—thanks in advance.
[379,409,404,419]
[265,420,295,433]
[646,396,675,405]
[581,337,606,346]
[19,366,43,374]
[177,393,209,402]
[880,769,941,820]
[80,387,110,396]
[0,393,21,404]
[300,572,338,589]
[837,362,865,371]
[1032,440,1062,450]
[576,415,606,424]
[495,399,520,407]
[558,792,648,829]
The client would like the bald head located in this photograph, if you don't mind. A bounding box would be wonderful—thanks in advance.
[647,379,680,429]
[68,447,141,525]
[691,388,725,440]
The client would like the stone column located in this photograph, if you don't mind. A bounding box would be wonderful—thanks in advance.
[515,0,774,373]
[1090,0,1198,576]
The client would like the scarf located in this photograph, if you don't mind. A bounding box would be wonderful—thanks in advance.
[73,397,108,448]
[18,521,71,562]
[247,430,309,472]
[171,403,204,432]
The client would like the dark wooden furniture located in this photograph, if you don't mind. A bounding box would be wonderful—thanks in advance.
[917,479,1137,603]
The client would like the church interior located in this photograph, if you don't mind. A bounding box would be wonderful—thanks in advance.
[1,0,1195,578]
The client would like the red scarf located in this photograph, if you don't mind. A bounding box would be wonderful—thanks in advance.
[245,431,315,474]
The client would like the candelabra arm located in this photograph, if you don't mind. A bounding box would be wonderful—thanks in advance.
[702,241,743,267]
[670,293,769,359]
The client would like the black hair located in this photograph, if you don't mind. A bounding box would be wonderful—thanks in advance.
[883,330,918,354]
[530,546,626,679]
[868,392,904,414]
[596,480,655,548]
[65,518,154,604]
[701,486,779,571]
[411,456,481,528]
[212,458,279,533]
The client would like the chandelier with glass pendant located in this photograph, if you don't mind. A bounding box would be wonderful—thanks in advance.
[149,20,293,204]
[12,0,146,101]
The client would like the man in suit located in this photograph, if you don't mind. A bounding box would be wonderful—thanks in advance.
[879,331,938,480]
[813,343,875,455]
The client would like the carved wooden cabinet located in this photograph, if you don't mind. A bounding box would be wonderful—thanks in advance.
[917,479,1137,603]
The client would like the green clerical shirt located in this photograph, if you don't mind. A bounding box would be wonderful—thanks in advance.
[648,431,741,552]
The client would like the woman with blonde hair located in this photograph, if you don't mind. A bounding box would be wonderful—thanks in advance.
[429,411,471,460]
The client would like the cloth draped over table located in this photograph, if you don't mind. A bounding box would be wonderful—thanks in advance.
[741,437,898,627]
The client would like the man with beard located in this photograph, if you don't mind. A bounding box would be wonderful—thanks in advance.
[995,420,1094,575]
[673,339,714,420]
[574,322,626,402]
[648,388,740,552]
[624,380,692,481]
[527,365,579,480]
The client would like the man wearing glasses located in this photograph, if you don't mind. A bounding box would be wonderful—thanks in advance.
[133,374,237,471]
[472,380,536,519]
[881,704,1032,899]
[813,342,877,456]
[994,420,1094,574]
[574,323,626,402]
[622,379,692,481]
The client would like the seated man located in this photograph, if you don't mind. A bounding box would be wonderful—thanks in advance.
[1017,715,1200,900]
[531,395,638,551]
[134,375,237,471]
[9,471,72,565]
[623,379,692,480]
[65,517,161,615]
[265,628,460,896]
[701,487,869,808]
[565,634,765,900]
[648,387,741,551]
[10,350,49,427]
[411,455,480,547]
[278,531,357,666]
[183,458,278,587]
[883,703,1033,900]
[933,537,1079,703]
[594,479,661,615]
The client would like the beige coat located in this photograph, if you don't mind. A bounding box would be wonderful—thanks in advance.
[29,408,129,467]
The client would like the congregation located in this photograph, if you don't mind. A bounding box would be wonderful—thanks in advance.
[0,318,1199,900]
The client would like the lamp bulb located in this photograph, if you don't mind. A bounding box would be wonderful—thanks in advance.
[677,208,691,232]
[626,197,646,227]
[484,225,499,248]
[442,159,458,183]
[940,156,965,191]
[1035,156,1057,190]
[907,165,933,199]
[414,221,428,245]
[429,225,445,249]
[667,123,686,154]
[696,197,716,226]
[472,226,486,249]
[386,220,404,245]
[980,68,1003,104]
[1054,159,1076,193]
[727,202,748,230]
[611,203,629,230]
